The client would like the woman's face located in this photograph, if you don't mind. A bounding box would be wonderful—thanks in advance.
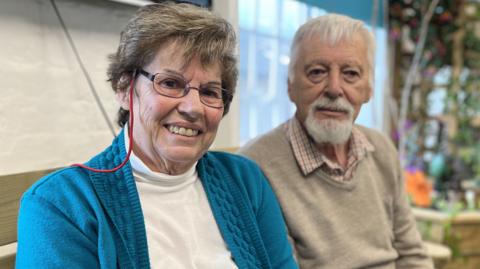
[117,44,224,175]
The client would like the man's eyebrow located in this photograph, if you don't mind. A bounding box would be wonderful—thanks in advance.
[305,59,328,68]
[341,60,363,67]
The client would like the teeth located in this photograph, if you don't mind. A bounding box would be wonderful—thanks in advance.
[179,127,186,135]
[168,125,199,137]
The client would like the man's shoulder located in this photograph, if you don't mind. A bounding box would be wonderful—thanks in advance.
[355,125,396,151]
[238,124,289,161]
[355,125,401,174]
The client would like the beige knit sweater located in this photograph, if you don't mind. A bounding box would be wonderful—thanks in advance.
[239,123,433,269]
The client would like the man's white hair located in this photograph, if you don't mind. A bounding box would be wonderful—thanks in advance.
[288,13,376,90]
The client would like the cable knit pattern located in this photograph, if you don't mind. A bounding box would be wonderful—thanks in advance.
[199,156,268,269]
[88,135,149,269]
[16,130,297,269]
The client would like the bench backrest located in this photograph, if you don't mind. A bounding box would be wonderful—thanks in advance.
[0,168,57,269]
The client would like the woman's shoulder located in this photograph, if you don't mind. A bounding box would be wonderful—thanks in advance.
[23,166,93,203]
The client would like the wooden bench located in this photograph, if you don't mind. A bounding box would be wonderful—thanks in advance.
[413,207,480,269]
[423,241,452,269]
[0,168,57,269]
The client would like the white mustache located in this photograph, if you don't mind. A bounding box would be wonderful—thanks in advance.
[310,97,354,116]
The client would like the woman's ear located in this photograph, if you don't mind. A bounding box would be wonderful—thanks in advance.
[115,74,133,110]
[116,90,129,110]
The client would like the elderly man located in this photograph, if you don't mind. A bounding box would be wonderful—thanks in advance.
[239,14,433,269]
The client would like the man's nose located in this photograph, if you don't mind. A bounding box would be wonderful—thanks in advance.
[324,72,343,99]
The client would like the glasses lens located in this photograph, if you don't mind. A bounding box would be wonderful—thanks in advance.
[151,72,225,108]
[153,73,186,98]
[199,86,224,108]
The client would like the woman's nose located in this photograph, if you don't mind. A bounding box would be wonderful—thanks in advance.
[177,87,203,120]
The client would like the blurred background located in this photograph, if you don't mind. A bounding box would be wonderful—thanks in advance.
[1,0,480,268]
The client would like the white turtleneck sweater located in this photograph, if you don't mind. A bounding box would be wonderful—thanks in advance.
[124,130,237,269]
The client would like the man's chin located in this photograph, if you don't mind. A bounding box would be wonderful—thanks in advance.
[305,118,352,145]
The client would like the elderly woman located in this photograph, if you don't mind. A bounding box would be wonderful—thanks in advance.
[15,3,297,269]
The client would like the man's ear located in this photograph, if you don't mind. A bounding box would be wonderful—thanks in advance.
[116,90,129,110]
[362,85,373,104]
[287,78,295,102]
[366,87,373,103]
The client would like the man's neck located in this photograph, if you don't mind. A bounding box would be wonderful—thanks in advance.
[316,141,350,168]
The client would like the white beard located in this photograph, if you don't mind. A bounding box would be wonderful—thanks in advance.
[304,97,354,145]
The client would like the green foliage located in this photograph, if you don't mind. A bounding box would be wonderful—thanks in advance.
[390,0,480,187]
[416,220,434,241]
[389,0,458,71]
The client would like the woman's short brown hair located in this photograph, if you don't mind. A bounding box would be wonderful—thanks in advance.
[107,2,238,127]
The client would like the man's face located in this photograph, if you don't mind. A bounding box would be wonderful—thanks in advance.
[288,33,372,144]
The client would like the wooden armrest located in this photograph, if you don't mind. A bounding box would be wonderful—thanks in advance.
[424,241,451,260]
[0,242,16,269]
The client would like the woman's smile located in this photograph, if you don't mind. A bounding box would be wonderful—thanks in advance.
[166,125,200,137]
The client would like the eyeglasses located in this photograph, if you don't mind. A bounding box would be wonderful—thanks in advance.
[138,69,227,109]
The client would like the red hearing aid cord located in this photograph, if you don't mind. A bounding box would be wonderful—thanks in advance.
[71,76,135,173]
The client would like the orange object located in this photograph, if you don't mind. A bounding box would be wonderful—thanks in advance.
[405,169,433,207]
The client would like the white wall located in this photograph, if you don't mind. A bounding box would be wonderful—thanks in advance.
[0,0,239,175]
[211,0,240,149]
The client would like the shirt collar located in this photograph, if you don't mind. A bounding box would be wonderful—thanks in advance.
[286,117,374,176]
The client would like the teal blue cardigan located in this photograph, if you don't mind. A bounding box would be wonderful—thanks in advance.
[16,131,297,269]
